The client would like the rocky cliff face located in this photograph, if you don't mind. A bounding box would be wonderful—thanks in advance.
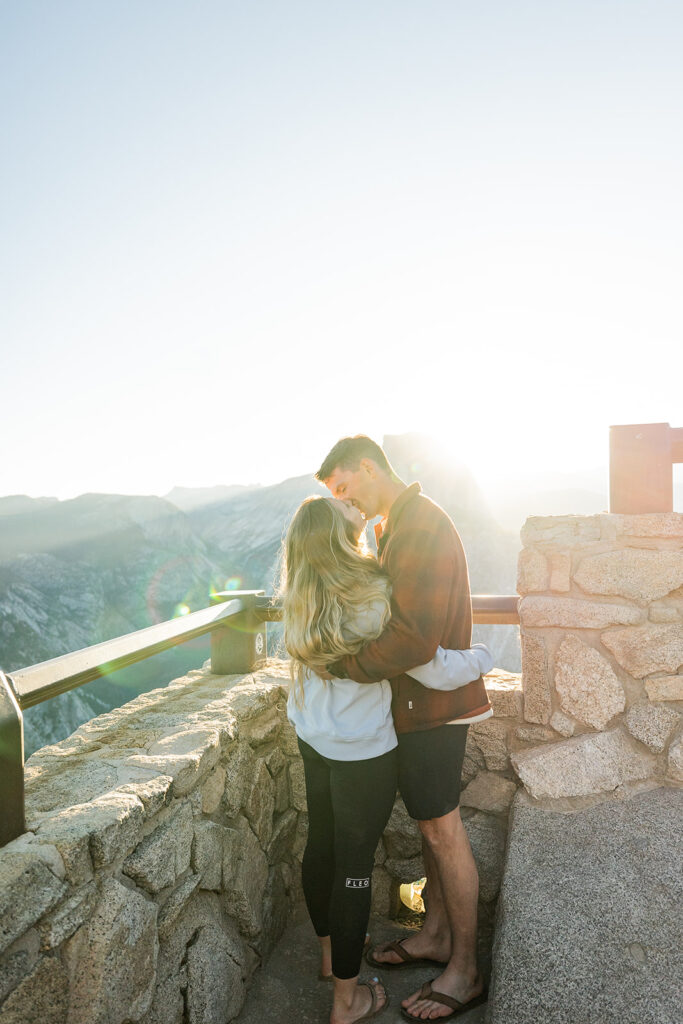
[1,441,521,754]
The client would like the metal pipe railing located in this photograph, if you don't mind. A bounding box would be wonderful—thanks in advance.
[1,592,518,846]
[11,592,266,710]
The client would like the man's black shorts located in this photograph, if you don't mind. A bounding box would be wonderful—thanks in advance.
[397,723,469,821]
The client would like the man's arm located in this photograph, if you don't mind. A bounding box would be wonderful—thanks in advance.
[329,518,460,684]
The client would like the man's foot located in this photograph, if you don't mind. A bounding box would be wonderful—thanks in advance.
[401,970,484,1021]
[368,932,450,969]
[331,978,388,1024]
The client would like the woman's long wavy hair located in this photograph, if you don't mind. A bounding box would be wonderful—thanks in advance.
[277,496,391,701]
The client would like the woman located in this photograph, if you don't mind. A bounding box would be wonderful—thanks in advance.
[280,495,492,1024]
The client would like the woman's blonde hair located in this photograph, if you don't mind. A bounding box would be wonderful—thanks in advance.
[278,496,391,700]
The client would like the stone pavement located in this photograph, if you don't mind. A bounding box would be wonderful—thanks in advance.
[236,907,488,1024]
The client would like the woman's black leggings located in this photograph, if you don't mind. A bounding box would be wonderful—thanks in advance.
[298,738,399,979]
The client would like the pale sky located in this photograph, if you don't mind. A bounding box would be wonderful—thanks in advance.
[2,1,682,500]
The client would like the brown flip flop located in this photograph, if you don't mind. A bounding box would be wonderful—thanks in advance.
[366,938,447,971]
[400,981,487,1021]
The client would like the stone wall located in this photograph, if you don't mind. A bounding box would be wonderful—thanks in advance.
[512,512,683,801]
[0,662,305,1024]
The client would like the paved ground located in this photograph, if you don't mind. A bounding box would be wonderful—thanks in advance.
[236,906,489,1024]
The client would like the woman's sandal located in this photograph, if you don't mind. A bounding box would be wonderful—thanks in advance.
[366,937,447,971]
[319,934,372,981]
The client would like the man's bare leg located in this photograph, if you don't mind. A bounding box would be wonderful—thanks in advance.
[402,808,483,1020]
[417,839,450,954]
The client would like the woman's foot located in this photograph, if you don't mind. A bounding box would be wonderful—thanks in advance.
[331,978,387,1024]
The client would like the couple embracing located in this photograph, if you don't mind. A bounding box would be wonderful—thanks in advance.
[279,436,493,1023]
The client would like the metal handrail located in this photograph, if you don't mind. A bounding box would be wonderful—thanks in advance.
[11,594,263,710]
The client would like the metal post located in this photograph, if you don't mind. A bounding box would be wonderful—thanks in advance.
[210,594,267,674]
[0,671,25,846]
[609,423,673,514]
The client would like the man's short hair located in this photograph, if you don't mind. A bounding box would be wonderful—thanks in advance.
[316,435,391,482]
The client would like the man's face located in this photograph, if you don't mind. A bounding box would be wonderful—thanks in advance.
[324,461,381,519]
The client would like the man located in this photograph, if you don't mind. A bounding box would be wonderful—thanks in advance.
[317,435,492,1022]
